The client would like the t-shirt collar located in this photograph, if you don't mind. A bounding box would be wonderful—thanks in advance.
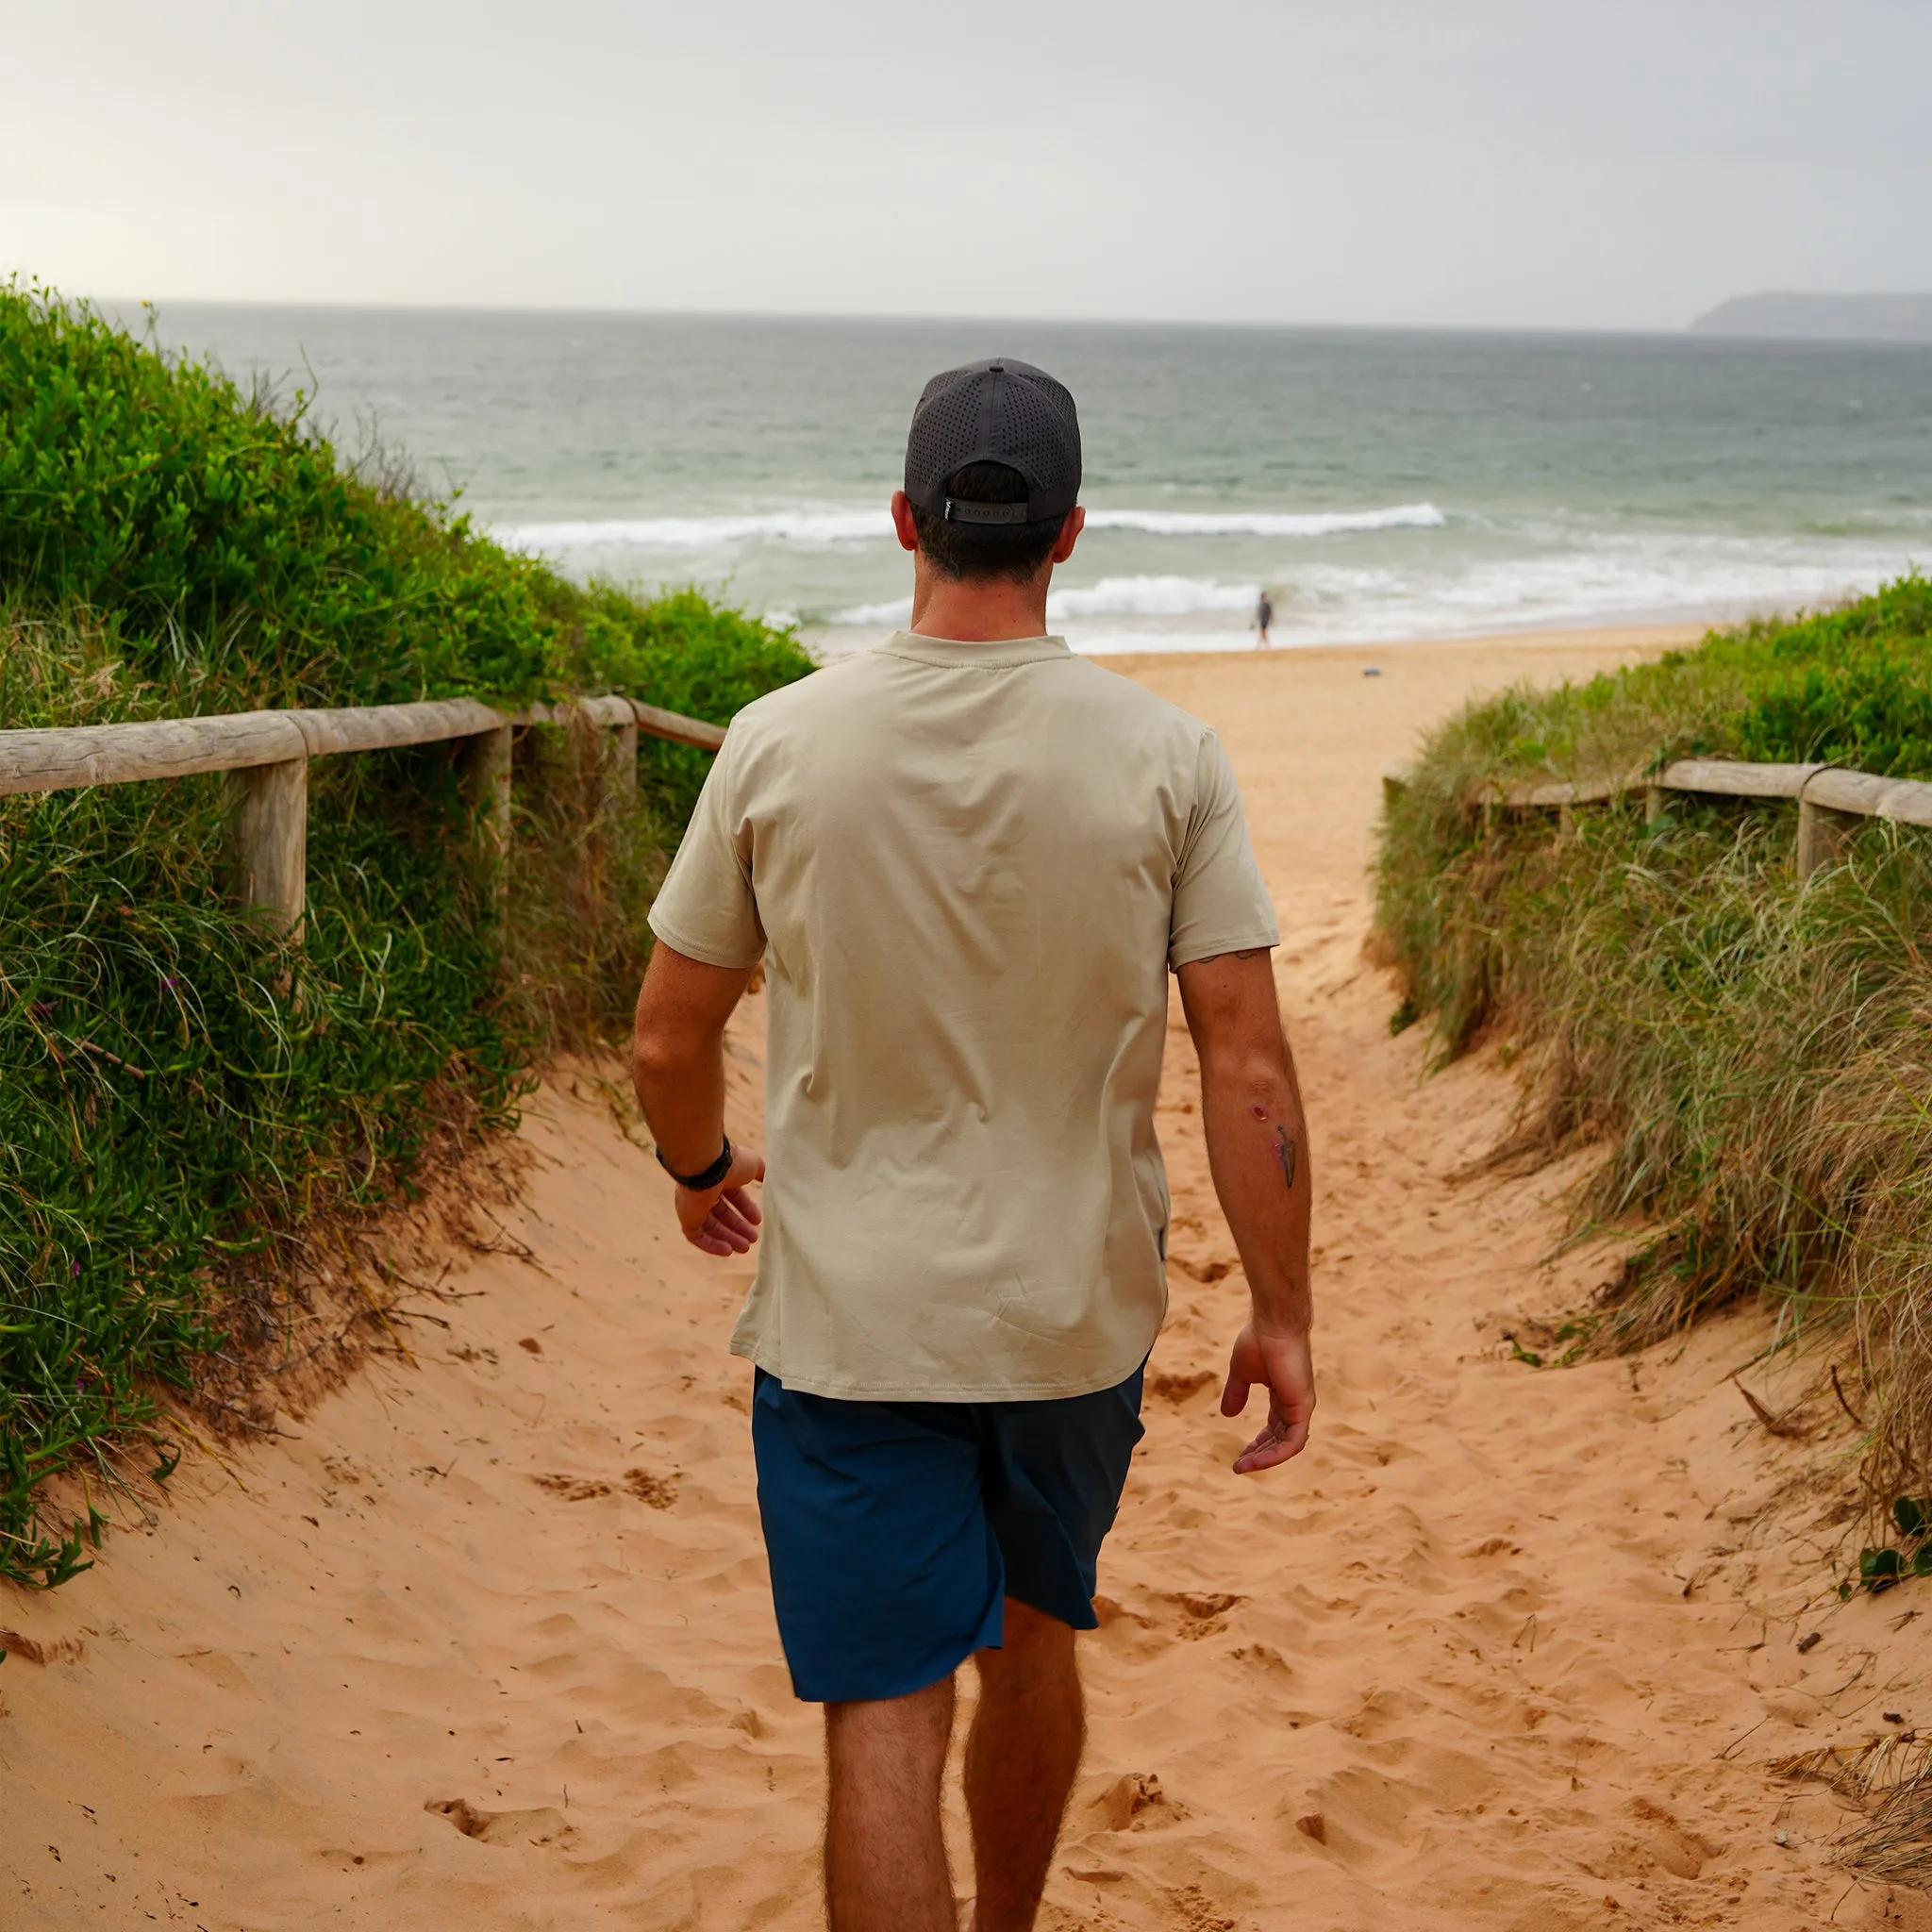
[880,630,1072,669]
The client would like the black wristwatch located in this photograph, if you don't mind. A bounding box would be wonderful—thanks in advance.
[656,1134,734,1191]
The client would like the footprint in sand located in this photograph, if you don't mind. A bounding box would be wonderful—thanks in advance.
[1146,1369,1218,1406]
[1164,1881,1238,1931]
[0,1630,86,1667]
[623,1467,679,1508]
[528,1469,681,1507]
[1163,1590,1245,1640]
[1606,1797,1724,1882]
[1172,1255,1234,1284]
[530,1473,611,1502]
[425,1797,580,1850]
[1087,1770,1184,1832]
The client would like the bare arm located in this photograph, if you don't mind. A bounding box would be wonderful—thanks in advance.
[631,941,766,1257]
[1174,947,1314,1473]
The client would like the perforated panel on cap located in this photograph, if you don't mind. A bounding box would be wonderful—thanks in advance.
[904,358,1082,522]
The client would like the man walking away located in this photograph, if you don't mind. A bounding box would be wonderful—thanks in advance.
[1254,587,1274,646]
[631,358,1314,1932]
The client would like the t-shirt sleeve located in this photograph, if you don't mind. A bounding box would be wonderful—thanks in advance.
[646,730,767,969]
[1168,728,1280,971]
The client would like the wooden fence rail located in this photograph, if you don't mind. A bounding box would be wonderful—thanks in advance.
[1382,757,1932,881]
[0,694,726,933]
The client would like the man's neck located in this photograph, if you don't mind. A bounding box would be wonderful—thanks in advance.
[908,566,1051,642]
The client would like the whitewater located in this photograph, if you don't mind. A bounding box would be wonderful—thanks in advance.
[492,501,1450,552]
[143,306,1932,654]
[491,499,1920,656]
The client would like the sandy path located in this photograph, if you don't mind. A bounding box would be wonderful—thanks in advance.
[6,625,1929,1929]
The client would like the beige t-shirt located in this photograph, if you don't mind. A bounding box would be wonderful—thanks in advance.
[647,630,1279,1401]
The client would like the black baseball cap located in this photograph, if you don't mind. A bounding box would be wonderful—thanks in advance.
[904,358,1082,527]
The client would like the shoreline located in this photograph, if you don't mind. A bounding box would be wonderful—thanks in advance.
[801,617,1712,668]
[1088,618,1708,673]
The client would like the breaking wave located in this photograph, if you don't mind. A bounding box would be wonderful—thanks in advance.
[495,501,1446,554]
[829,578,1262,626]
[494,509,889,550]
[1082,503,1445,538]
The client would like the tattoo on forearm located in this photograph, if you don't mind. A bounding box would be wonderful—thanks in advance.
[1274,1125,1297,1189]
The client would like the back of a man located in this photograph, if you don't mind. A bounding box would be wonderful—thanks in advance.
[632,358,1314,1932]
[662,625,1270,1399]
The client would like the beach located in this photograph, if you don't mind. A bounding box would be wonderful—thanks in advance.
[6,622,1926,1930]
[145,306,1932,655]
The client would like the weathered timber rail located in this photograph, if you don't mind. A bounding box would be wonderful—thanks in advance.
[1382,756,1932,881]
[0,694,726,932]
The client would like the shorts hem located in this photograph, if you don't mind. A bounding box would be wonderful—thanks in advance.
[1002,1581,1099,1633]
[787,1592,1006,1706]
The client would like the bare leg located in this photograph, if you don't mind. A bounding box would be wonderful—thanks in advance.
[965,1599,1085,1932]
[824,1676,958,1932]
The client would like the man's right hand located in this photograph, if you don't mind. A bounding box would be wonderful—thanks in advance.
[633,942,764,1257]
[1220,1320,1315,1474]
[673,1142,767,1257]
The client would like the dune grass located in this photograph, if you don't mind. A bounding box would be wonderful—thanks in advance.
[0,286,812,1585]
[1375,576,1932,1516]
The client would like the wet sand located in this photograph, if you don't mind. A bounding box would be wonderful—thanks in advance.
[6,623,1928,1929]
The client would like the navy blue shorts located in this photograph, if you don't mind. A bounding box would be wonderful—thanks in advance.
[751,1362,1146,1704]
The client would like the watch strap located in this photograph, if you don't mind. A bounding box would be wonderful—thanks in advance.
[655,1134,734,1191]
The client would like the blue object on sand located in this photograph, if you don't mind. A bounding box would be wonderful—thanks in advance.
[1362,666,1382,677]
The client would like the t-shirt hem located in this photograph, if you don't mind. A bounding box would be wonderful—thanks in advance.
[646,912,764,973]
[1168,925,1282,973]
[728,1333,1159,1405]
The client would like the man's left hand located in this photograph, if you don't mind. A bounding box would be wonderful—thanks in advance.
[1220,1321,1314,1474]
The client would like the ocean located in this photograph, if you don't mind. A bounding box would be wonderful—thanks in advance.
[143,305,1932,658]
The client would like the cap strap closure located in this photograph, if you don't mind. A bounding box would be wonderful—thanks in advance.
[942,498,1030,525]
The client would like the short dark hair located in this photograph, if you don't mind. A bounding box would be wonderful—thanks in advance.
[910,460,1066,583]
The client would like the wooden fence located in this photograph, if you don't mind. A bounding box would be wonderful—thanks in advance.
[1383,757,1932,880]
[0,695,726,932]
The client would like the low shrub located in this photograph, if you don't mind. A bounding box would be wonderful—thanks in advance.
[1375,576,1932,1507]
[0,287,812,1584]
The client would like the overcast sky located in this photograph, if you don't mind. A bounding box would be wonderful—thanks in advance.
[4,0,1928,330]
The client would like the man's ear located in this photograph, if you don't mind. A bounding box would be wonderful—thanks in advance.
[1050,506,1086,566]
[890,490,920,555]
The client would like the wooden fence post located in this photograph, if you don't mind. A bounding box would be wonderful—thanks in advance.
[228,758,308,934]
[1797,797,1856,882]
[461,724,514,914]
[607,718,639,814]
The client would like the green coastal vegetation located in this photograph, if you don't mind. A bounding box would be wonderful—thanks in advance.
[10,276,1926,1598]
[1377,577,1932,1552]
[0,285,811,1586]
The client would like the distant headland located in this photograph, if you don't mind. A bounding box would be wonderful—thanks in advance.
[1690,291,1932,342]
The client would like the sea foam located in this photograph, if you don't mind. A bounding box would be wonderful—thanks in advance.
[1049,575,1259,618]
[495,509,890,550]
[825,576,1261,627]
[1082,503,1445,538]
[495,501,1445,554]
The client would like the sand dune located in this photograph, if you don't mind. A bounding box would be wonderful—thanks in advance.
[6,625,1931,1929]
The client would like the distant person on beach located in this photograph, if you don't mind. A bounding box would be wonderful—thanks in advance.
[631,358,1314,1932]
[1254,588,1274,645]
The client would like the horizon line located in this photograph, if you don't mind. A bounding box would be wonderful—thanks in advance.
[76,291,1709,340]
